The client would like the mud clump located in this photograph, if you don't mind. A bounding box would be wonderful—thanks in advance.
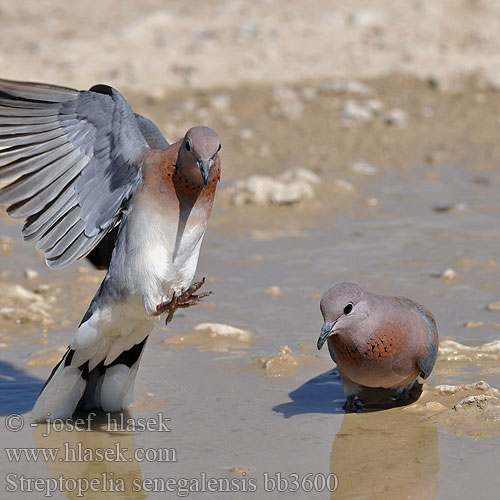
[264,285,282,299]
[254,345,299,377]
[382,108,408,127]
[487,301,500,312]
[433,393,500,438]
[0,236,14,255]
[431,268,458,281]
[405,380,500,438]
[438,339,500,363]
[0,283,54,331]
[435,380,496,395]
[227,168,320,206]
[224,466,254,476]
[464,321,484,329]
[350,159,379,176]
[164,322,254,353]
[340,99,379,126]
[23,268,39,280]
[453,394,496,410]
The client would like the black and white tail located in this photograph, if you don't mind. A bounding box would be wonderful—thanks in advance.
[32,317,150,421]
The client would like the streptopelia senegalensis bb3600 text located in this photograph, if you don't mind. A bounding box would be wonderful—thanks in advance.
[0,79,221,420]
[317,282,438,411]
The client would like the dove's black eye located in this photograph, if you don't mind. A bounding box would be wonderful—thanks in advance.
[185,139,192,152]
[344,303,353,315]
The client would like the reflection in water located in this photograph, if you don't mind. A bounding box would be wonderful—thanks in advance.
[330,408,440,499]
[32,411,146,500]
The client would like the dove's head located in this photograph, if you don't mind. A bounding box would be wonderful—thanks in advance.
[317,282,370,350]
[177,126,221,186]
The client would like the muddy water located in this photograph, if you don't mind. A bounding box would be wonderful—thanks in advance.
[1,158,500,499]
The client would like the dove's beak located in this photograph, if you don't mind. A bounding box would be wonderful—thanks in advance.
[317,320,337,350]
[198,159,212,186]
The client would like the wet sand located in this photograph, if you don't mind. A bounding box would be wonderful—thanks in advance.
[1,74,500,498]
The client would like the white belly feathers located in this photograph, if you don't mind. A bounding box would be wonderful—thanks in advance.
[124,203,207,315]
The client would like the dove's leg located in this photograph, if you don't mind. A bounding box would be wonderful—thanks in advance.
[394,381,415,402]
[339,372,364,412]
[155,277,213,324]
[343,395,364,412]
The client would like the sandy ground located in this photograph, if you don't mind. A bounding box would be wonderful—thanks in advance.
[1,1,500,499]
[2,0,500,93]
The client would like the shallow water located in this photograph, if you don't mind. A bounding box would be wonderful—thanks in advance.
[1,160,500,499]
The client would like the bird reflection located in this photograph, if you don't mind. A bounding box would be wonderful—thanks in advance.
[32,410,146,500]
[329,407,440,499]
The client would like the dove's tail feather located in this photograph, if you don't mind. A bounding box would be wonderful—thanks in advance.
[31,335,149,422]
[31,348,88,422]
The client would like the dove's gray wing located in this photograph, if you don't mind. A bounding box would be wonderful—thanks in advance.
[134,113,169,150]
[397,296,439,379]
[0,79,156,269]
[82,113,169,271]
[413,303,438,379]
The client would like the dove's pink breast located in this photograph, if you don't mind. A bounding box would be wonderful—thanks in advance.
[329,321,421,389]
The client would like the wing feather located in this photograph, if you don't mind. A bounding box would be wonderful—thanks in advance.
[0,78,168,268]
[0,135,69,162]
[23,188,77,239]
[0,148,83,205]
[37,207,81,250]
[0,143,74,180]
[45,220,87,258]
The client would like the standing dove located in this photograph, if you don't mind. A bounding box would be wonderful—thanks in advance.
[317,282,438,411]
[0,78,221,420]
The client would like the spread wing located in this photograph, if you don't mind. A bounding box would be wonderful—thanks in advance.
[82,113,169,271]
[0,79,164,269]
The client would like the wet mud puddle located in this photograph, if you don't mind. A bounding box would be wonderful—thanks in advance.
[1,161,500,499]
